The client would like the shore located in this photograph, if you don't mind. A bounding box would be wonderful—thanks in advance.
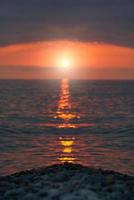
[0,163,134,200]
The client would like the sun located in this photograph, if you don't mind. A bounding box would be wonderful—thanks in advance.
[59,57,71,70]
[62,59,70,68]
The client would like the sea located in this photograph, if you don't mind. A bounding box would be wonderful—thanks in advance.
[0,79,134,176]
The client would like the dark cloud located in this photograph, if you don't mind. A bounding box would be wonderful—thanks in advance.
[0,0,134,47]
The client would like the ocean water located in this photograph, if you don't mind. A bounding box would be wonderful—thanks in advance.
[0,79,134,176]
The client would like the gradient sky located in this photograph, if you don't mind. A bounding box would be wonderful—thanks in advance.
[0,0,134,79]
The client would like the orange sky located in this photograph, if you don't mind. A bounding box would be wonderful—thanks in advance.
[0,40,134,79]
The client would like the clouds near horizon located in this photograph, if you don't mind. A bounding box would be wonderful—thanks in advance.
[0,0,134,47]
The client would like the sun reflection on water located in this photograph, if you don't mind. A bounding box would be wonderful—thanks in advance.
[54,78,79,128]
[36,79,95,164]
[38,78,94,128]
[58,136,76,163]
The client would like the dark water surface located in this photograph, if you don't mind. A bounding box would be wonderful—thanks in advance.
[0,80,134,176]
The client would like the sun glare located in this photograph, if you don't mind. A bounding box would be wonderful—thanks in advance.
[60,57,71,70]
[62,59,70,68]
[61,58,71,69]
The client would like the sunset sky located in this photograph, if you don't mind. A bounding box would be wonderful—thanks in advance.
[0,0,134,79]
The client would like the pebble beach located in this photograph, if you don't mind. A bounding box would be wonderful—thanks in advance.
[0,163,134,200]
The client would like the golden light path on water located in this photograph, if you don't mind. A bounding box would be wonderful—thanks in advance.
[39,78,94,129]
[55,79,94,163]
[55,78,78,163]
[54,78,80,128]
[58,136,76,163]
[38,78,95,164]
